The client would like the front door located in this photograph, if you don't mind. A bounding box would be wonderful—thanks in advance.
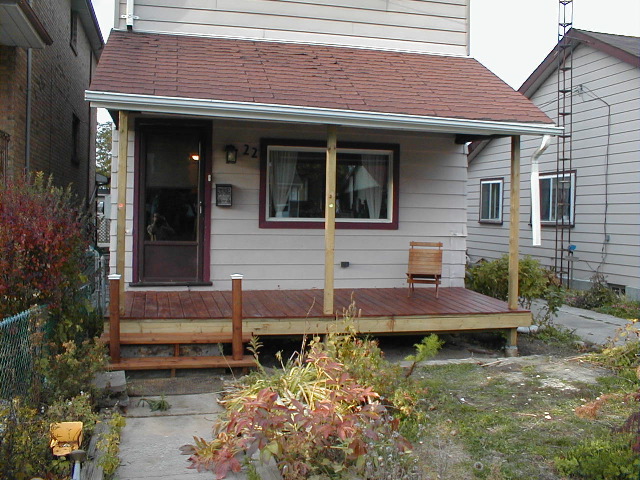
[138,123,208,283]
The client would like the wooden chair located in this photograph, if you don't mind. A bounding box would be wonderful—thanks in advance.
[406,241,443,298]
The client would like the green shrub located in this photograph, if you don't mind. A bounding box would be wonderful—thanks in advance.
[47,392,100,440]
[36,338,107,401]
[466,255,563,324]
[566,272,618,311]
[555,434,639,479]
[0,399,53,479]
[97,413,126,477]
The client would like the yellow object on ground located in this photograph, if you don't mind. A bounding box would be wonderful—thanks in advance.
[50,421,83,456]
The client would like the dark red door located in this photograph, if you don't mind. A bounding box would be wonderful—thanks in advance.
[138,124,208,283]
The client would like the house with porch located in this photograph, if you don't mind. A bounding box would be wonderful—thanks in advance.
[87,0,561,370]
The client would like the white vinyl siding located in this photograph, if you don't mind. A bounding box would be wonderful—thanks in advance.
[467,43,640,295]
[111,118,469,290]
[116,0,469,55]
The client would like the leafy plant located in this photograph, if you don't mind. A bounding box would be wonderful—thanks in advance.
[138,394,172,411]
[404,334,443,378]
[47,391,100,439]
[97,413,126,477]
[188,343,410,479]
[466,255,563,324]
[0,173,90,318]
[555,435,639,479]
[36,338,107,401]
[565,272,618,311]
[0,399,53,479]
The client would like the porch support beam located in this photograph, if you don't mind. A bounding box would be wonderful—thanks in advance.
[508,135,520,311]
[323,125,337,316]
[116,111,129,314]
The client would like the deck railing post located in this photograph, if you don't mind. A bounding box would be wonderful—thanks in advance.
[108,274,121,363]
[231,274,244,361]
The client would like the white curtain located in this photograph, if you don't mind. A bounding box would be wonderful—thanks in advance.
[270,150,298,217]
[359,154,387,219]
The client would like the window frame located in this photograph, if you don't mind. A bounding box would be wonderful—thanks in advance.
[259,139,399,230]
[478,177,504,224]
[538,170,576,226]
[70,9,78,54]
[71,113,80,166]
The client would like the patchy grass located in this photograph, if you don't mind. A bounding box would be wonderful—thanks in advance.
[595,300,640,320]
[410,358,635,479]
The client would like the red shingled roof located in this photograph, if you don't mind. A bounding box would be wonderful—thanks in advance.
[90,30,553,125]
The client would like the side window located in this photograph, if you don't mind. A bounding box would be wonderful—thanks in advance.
[70,10,78,54]
[479,178,503,224]
[71,114,80,165]
[539,172,576,225]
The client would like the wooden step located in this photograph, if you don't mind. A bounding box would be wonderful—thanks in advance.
[107,354,256,371]
[100,332,252,345]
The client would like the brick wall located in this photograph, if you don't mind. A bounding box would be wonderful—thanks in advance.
[0,0,98,202]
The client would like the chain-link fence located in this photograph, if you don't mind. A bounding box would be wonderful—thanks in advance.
[83,248,109,314]
[0,307,46,401]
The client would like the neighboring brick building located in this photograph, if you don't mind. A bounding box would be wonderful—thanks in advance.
[0,0,103,202]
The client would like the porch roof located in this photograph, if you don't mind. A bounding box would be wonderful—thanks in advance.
[87,30,561,136]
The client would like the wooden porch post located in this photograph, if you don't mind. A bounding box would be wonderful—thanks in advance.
[116,111,129,315]
[323,125,338,315]
[231,274,244,361]
[508,135,521,311]
[108,274,121,363]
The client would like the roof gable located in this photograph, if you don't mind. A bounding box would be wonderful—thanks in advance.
[90,30,553,128]
[520,28,639,98]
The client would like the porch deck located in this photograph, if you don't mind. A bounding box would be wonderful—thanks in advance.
[107,287,531,338]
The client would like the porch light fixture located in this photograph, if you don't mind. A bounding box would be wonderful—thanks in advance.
[190,154,200,161]
[224,144,238,164]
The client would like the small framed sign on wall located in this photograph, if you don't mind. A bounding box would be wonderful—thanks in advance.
[215,184,232,207]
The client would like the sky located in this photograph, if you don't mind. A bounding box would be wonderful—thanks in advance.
[91,0,640,122]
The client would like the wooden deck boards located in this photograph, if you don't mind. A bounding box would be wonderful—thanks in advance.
[110,288,531,338]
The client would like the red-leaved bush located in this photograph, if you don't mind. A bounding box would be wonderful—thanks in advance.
[0,173,89,318]
[187,346,411,479]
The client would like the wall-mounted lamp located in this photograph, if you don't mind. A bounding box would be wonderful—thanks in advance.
[224,144,238,164]
[189,154,200,161]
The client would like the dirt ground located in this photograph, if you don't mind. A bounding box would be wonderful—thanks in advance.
[125,331,588,397]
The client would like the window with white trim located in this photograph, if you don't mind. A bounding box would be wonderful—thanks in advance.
[539,172,575,224]
[260,141,398,229]
[479,178,503,223]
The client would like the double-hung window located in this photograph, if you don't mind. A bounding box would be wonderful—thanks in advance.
[539,171,575,225]
[260,140,399,229]
[479,178,503,223]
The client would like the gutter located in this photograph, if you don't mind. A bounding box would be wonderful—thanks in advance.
[85,91,563,136]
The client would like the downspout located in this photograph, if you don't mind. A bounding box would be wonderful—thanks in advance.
[25,48,33,173]
[86,47,94,207]
[530,135,553,246]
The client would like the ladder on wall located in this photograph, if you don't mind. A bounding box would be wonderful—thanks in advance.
[554,0,574,286]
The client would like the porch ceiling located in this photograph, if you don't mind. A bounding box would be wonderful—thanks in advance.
[88,30,562,136]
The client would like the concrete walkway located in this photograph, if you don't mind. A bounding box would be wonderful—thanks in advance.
[117,392,280,480]
[531,300,631,345]
[116,393,223,479]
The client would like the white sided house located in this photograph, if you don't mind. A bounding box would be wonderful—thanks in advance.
[87,0,560,352]
[467,29,640,299]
